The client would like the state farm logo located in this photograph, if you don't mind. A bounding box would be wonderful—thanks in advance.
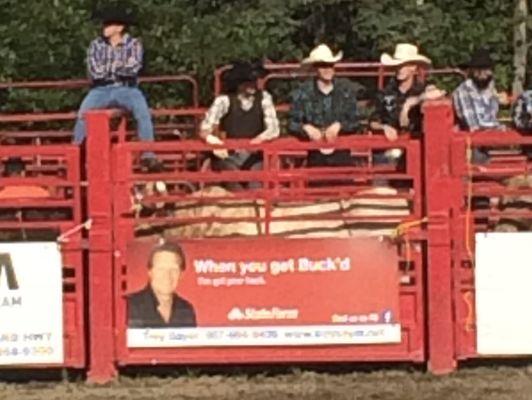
[0,253,19,291]
[228,307,299,321]
[227,308,246,321]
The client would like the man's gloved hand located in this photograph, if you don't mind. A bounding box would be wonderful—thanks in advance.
[383,124,398,142]
[206,134,229,159]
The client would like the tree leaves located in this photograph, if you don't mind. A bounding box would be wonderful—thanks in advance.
[0,0,522,111]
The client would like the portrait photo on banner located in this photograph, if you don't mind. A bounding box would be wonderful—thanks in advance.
[126,240,197,329]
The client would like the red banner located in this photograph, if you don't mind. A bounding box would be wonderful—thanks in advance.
[126,237,401,347]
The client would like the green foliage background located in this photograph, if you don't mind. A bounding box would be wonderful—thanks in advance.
[0,0,524,111]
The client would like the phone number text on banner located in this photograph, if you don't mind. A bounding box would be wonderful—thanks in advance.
[0,242,64,365]
[128,324,401,347]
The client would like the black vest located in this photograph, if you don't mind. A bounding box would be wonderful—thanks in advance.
[221,92,265,139]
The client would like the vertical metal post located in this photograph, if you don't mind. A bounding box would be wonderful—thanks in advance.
[423,100,457,374]
[377,65,385,89]
[85,110,117,383]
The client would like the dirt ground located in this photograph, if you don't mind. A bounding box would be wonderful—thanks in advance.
[2,367,532,400]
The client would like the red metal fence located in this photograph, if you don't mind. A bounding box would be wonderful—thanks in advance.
[423,101,532,370]
[0,143,85,368]
[213,62,465,96]
[2,71,532,383]
[0,75,204,144]
[83,106,428,382]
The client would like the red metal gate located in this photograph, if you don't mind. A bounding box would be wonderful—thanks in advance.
[423,100,532,371]
[0,141,85,368]
[84,105,429,381]
[0,74,201,371]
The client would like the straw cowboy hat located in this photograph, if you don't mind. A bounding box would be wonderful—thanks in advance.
[380,43,431,66]
[302,44,343,65]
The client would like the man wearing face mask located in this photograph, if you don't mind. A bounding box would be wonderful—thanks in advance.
[289,44,359,167]
[453,49,506,132]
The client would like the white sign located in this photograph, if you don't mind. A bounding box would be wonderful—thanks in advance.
[476,232,532,355]
[0,242,64,365]
[127,324,401,348]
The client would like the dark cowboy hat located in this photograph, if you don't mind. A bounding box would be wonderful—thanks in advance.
[94,4,136,26]
[222,60,268,94]
[460,48,494,69]
[3,157,26,176]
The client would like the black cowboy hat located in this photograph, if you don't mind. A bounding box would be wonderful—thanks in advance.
[222,60,268,94]
[3,157,26,176]
[93,4,136,26]
[460,48,494,69]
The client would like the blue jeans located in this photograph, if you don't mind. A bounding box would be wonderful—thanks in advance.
[211,151,263,190]
[73,86,154,148]
[472,148,489,164]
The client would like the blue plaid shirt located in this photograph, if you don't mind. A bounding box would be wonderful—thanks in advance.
[87,34,143,84]
[452,79,502,131]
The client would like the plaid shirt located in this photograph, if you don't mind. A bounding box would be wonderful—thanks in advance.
[512,90,532,131]
[87,34,143,83]
[200,91,280,141]
[452,79,502,131]
[289,78,359,139]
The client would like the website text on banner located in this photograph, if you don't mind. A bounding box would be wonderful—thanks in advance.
[0,242,64,365]
[126,237,401,348]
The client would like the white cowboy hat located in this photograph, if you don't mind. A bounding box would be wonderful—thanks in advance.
[380,43,431,66]
[302,44,343,65]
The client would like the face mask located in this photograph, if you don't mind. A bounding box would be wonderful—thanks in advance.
[472,76,493,90]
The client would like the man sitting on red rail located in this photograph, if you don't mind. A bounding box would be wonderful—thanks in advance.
[452,49,507,163]
[72,6,161,171]
[288,44,359,168]
[370,43,445,164]
[199,61,280,190]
